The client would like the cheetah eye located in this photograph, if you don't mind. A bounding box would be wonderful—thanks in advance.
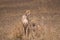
[32,23,35,27]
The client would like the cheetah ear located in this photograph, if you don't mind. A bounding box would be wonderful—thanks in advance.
[26,10,31,16]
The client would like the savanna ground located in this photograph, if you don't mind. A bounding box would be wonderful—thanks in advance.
[0,0,60,40]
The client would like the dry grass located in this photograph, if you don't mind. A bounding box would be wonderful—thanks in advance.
[0,0,60,40]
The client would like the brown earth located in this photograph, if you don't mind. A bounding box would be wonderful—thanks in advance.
[0,0,60,40]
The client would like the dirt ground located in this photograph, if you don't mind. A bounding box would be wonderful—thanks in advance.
[0,0,60,40]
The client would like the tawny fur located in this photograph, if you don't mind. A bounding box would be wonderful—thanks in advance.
[21,10,30,35]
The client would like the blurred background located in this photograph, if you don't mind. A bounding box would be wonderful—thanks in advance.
[0,0,60,40]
